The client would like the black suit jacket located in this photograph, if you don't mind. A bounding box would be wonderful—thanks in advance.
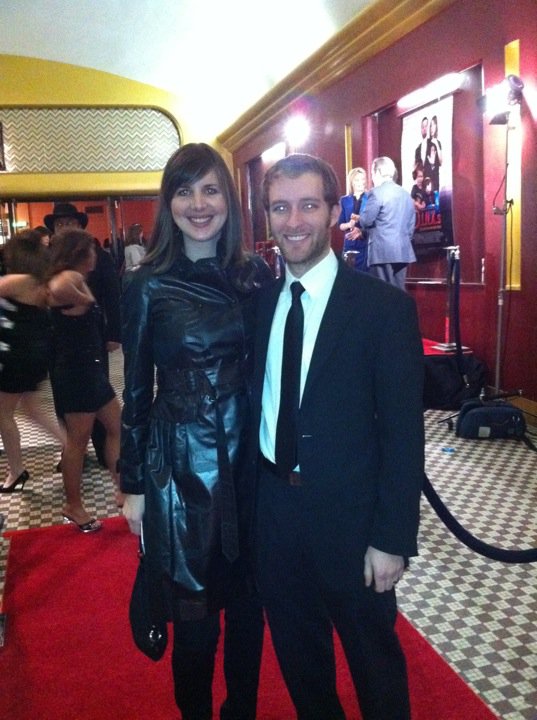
[250,261,425,588]
[87,242,121,346]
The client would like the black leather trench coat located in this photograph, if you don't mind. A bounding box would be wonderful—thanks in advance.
[120,253,272,616]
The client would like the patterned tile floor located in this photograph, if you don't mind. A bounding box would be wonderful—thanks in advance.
[1,351,536,719]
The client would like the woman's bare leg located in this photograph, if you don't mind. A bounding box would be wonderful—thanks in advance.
[0,391,25,486]
[62,411,95,525]
[96,396,123,505]
[20,390,67,446]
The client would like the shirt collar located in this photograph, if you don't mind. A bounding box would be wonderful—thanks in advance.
[284,249,338,299]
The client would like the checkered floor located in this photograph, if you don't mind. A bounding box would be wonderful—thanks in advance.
[1,351,536,719]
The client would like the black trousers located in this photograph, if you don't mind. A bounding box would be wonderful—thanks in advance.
[255,464,411,720]
[171,591,264,720]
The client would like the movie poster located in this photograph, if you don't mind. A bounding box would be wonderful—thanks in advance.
[401,95,453,257]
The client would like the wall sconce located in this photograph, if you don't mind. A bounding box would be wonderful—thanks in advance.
[284,115,310,152]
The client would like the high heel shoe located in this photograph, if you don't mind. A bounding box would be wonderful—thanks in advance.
[54,449,64,473]
[63,514,102,533]
[0,470,30,493]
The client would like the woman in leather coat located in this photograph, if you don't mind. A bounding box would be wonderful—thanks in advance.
[121,143,273,720]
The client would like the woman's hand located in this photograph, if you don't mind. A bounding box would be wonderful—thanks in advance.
[346,227,362,241]
[122,493,145,536]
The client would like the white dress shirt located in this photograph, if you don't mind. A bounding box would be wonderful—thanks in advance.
[259,250,339,464]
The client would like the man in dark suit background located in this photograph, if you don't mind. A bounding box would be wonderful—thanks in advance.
[251,154,424,720]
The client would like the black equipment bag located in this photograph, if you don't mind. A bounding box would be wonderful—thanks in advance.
[456,399,526,439]
[424,353,487,410]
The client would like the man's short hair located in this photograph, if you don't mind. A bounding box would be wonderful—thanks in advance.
[372,156,397,182]
[262,153,340,211]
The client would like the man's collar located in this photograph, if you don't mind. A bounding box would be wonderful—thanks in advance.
[284,249,338,297]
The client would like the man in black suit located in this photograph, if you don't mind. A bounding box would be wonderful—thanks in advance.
[44,202,121,466]
[250,154,424,720]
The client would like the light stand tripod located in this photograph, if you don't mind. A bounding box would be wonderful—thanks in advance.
[492,118,515,394]
[487,74,524,393]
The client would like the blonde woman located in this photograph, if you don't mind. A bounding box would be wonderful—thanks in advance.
[338,166,369,272]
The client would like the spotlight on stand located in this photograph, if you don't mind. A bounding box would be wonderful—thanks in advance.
[481,75,525,393]
[480,74,524,125]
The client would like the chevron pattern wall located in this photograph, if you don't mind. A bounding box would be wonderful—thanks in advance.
[0,107,180,173]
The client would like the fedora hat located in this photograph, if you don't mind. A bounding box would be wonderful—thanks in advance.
[44,202,88,232]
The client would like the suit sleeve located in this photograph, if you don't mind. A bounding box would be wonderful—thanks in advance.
[119,270,154,494]
[358,190,379,229]
[369,291,424,557]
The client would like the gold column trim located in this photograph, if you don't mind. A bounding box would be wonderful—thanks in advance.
[344,124,353,177]
[505,39,521,290]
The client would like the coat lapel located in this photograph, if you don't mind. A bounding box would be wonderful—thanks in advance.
[302,263,356,398]
[252,278,283,419]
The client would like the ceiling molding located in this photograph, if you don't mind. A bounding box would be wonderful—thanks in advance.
[218,0,458,153]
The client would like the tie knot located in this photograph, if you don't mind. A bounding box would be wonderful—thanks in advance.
[290,281,305,302]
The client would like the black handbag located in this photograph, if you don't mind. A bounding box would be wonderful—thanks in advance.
[129,538,168,662]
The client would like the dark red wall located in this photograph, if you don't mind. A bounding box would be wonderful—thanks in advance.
[233,0,537,400]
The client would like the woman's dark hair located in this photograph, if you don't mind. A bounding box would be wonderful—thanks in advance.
[145,143,245,273]
[262,153,340,211]
[49,229,96,276]
[4,229,50,280]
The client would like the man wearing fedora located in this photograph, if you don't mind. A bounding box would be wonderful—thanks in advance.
[44,202,121,468]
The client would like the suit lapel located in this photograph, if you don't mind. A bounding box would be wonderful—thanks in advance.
[252,278,283,419]
[303,263,355,398]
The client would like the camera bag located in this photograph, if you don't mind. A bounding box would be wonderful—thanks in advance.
[456,400,526,439]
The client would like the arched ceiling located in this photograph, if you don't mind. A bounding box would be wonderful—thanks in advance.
[0,0,375,141]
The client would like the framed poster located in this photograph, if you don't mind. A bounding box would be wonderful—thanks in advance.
[401,95,454,257]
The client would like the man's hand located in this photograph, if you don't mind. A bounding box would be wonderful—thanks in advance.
[106,341,121,353]
[122,494,145,536]
[364,546,404,593]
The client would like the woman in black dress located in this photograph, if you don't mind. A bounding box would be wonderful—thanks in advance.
[48,230,122,531]
[0,230,66,492]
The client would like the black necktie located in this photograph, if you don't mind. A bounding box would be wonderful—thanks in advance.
[275,281,305,475]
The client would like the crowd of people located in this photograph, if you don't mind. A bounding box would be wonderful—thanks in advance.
[0,146,424,720]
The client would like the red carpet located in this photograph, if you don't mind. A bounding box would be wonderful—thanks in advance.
[1,517,498,719]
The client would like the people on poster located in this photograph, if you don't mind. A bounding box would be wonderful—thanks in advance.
[424,140,440,193]
[414,116,429,170]
[410,166,426,211]
[427,115,443,167]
